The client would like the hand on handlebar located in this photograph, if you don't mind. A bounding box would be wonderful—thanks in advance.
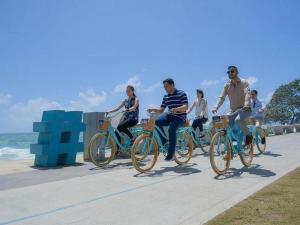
[171,108,179,114]
[242,106,251,112]
[147,108,157,113]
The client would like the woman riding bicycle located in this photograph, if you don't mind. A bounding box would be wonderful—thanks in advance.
[187,89,208,139]
[106,85,139,148]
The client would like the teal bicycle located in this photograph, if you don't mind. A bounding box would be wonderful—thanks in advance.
[88,111,142,167]
[188,121,213,153]
[247,118,267,153]
[209,109,254,175]
[131,113,194,173]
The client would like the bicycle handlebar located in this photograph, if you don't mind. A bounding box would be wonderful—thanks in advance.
[106,110,127,119]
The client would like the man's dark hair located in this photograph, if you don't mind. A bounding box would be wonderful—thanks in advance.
[196,89,204,98]
[228,65,239,73]
[163,78,175,86]
[251,90,258,95]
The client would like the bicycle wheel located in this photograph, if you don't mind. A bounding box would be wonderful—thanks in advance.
[256,128,267,153]
[174,132,193,165]
[240,143,254,167]
[209,131,231,175]
[88,133,116,167]
[131,134,159,173]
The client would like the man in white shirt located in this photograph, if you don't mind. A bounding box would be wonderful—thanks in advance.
[250,90,266,144]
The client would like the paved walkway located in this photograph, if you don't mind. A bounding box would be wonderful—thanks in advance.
[0,133,299,225]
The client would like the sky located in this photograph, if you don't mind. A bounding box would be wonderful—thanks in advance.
[0,0,299,133]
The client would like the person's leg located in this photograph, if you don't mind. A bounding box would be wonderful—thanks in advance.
[155,113,170,145]
[166,115,184,160]
[119,119,138,140]
[235,110,251,136]
[255,117,266,144]
[115,120,127,151]
[228,113,238,129]
[198,118,208,137]
[192,119,200,139]
[235,110,252,144]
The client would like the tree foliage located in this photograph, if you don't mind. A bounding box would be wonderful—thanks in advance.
[265,79,300,124]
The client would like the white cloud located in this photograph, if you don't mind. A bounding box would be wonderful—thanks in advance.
[114,76,141,93]
[140,82,161,93]
[0,93,12,104]
[245,76,258,86]
[264,91,274,104]
[1,89,107,132]
[200,79,219,86]
[9,98,63,128]
[69,89,107,111]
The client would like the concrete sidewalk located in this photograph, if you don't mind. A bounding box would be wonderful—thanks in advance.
[0,133,299,225]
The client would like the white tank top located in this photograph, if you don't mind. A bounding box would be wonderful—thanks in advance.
[194,98,208,118]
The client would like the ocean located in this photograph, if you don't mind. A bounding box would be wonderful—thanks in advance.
[0,133,83,160]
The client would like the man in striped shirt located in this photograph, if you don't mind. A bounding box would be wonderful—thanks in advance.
[148,78,189,161]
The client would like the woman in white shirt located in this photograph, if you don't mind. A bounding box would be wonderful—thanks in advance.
[187,89,208,138]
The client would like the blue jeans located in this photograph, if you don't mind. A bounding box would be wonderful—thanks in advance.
[155,113,184,156]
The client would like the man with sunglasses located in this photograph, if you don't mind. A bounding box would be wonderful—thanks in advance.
[212,66,253,145]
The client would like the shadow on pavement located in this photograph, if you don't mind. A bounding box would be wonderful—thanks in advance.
[30,162,86,170]
[214,164,276,180]
[89,161,133,171]
[254,151,282,158]
[134,163,201,178]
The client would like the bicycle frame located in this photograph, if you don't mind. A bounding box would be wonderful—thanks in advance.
[224,124,244,156]
[100,121,142,152]
[143,124,189,156]
[188,127,206,146]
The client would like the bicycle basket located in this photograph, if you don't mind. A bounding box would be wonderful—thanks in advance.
[212,115,228,129]
[142,118,155,131]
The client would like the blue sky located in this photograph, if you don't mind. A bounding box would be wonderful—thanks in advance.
[0,0,299,133]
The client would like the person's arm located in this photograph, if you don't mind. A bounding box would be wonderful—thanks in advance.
[243,81,251,110]
[172,104,188,114]
[257,100,264,113]
[172,92,189,114]
[148,97,166,114]
[187,101,196,114]
[148,107,165,114]
[128,98,139,112]
[212,84,227,113]
[107,101,125,113]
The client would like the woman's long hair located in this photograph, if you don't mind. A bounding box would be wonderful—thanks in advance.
[127,85,136,97]
[196,89,204,98]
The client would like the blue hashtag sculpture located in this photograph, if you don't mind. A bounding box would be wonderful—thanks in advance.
[30,110,86,167]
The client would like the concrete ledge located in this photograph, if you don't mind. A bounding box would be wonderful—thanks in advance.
[294,124,300,132]
[272,126,284,135]
[282,125,294,134]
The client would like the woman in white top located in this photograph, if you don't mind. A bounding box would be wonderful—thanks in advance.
[187,89,208,138]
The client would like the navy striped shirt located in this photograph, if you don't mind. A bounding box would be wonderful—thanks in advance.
[161,89,188,120]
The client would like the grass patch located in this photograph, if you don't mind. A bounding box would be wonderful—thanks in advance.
[205,167,300,225]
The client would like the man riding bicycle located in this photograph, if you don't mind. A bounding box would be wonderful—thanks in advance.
[148,78,189,161]
[212,66,253,146]
[250,89,266,144]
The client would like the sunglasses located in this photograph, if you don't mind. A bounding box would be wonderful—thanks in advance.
[227,70,236,74]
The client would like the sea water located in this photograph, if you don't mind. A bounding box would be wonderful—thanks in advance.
[0,133,83,160]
